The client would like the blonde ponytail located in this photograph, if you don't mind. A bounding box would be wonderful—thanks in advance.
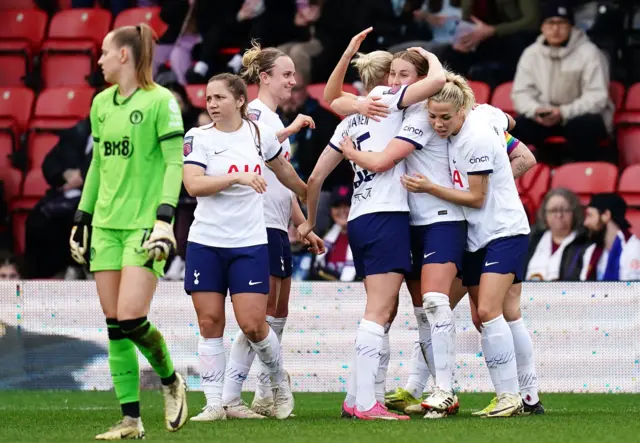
[428,70,475,113]
[351,50,393,92]
[111,23,156,90]
[241,39,287,85]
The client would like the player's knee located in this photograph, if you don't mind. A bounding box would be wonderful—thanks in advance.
[476,305,501,324]
[197,315,225,338]
[237,319,266,342]
[502,307,521,323]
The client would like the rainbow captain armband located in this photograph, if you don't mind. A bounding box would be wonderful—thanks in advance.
[505,131,520,155]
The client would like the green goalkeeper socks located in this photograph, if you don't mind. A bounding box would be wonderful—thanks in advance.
[119,317,177,385]
[106,319,140,417]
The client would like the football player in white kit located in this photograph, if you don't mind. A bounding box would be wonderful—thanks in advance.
[403,71,532,418]
[240,42,325,416]
[339,51,465,418]
[299,33,446,420]
[182,73,306,421]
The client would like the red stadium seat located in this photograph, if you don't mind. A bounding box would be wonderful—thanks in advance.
[0,1,35,9]
[616,126,640,168]
[0,86,35,134]
[9,196,39,256]
[516,163,551,222]
[0,137,14,170]
[609,81,625,111]
[551,162,618,205]
[22,169,48,197]
[114,7,168,38]
[618,164,640,208]
[623,83,640,111]
[41,9,112,87]
[30,87,94,129]
[306,83,359,116]
[0,167,22,202]
[468,80,490,104]
[627,209,640,237]
[186,84,206,109]
[28,132,59,171]
[490,81,515,116]
[0,9,48,86]
[247,84,259,102]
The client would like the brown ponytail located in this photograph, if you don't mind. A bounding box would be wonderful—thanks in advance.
[111,23,155,90]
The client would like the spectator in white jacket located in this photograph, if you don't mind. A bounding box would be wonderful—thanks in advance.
[581,193,640,281]
[510,1,614,164]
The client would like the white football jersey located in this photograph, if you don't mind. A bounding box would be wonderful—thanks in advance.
[397,100,465,226]
[248,99,293,233]
[448,104,530,251]
[183,120,282,248]
[328,85,409,221]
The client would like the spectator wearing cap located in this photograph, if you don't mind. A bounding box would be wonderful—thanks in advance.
[580,193,640,281]
[511,1,614,165]
[309,185,356,282]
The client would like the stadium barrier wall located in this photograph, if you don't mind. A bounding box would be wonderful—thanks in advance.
[1,281,638,393]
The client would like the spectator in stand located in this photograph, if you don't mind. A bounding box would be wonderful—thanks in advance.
[279,72,352,235]
[0,252,20,280]
[308,185,356,281]
[24,119,93,279]
[579,193,640,281]
[511,1,614,165]
[440,0,539,84]
[524,188,588,281]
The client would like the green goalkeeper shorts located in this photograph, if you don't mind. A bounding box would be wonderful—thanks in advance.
[90,227,165,277]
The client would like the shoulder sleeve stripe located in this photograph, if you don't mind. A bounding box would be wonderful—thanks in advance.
[265,146,283,163]
[184,160,207,169]
[468,169,493,175]
[395,136,423,150]
[158,131,184,142]
[397,86,408,110]
[328,142,343,153]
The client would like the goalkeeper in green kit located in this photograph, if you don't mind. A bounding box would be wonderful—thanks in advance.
[69,23,187,440]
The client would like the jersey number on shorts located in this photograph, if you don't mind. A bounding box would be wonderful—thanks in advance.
[351,132,376,189]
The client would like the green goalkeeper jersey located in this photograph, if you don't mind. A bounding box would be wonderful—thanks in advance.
[78,84,184,229]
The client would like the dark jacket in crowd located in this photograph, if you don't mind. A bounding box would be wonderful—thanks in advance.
[524,229,592,281]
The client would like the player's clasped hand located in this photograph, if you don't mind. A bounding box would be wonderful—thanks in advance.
[401,173,434,193]
[290,114,316,132]
[235,172,268,193]
[339,136,357,159]
[354,96,390,122]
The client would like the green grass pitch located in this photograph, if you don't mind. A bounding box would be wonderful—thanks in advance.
[1,391,639,442]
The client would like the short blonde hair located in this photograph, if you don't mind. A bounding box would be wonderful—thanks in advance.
[351,51,393,92]
[428,70,475,113]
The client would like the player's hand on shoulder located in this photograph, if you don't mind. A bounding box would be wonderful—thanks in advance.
[354,96,390,122]
[234,172,267,193]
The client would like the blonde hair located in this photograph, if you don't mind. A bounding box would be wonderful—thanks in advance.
[428,70,475,113]
[111,23,155,90]
[392,50,429,77]
[241,40,287,85]
[351,51,393,92]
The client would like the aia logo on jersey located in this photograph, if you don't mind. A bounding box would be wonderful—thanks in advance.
[183,136,193,157]
[103,137,134,159]
[385,85,401,95]
[228,164,262,175]
[452,170,464,188]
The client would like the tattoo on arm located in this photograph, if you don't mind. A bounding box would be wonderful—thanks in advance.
[481,175,489,195]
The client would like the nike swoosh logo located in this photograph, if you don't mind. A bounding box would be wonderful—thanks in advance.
[169,401,184,429]
[424,251,436,259]
[249,281,262,286]
[214,149,228,155]
[485,261,499,266]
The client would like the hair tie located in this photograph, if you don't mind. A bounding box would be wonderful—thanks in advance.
[135,25,141,35]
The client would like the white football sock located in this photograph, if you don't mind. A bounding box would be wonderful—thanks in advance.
[222,331,256,405]
[424,292,456,392]
[250,327,284,386]
[374,323,391,404]
[404,306,433,397]
[271,317,287,342]
[482,315,518,395]
[509,317,539,404]
[345,353,357,408]
[355,319,384,411]
[198,337,225,407]
[254,316,277,399]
